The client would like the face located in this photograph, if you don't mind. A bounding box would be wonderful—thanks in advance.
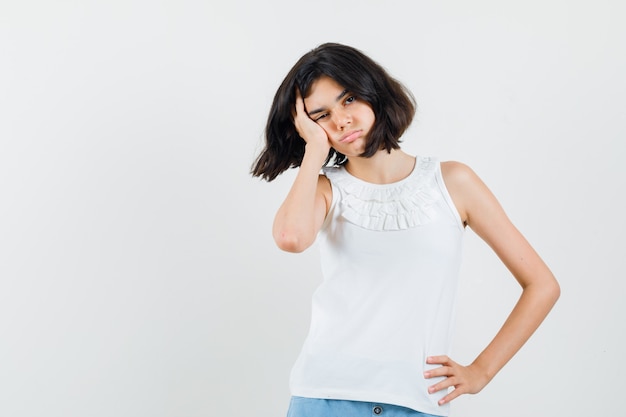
[303,76,375,156]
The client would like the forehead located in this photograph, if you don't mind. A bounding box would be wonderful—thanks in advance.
[304,76,345,104]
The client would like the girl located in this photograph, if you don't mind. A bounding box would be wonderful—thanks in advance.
[251,43,559,417]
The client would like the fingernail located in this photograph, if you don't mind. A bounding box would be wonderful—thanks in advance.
[423,371,430,377]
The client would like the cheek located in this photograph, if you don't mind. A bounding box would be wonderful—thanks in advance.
[317,122,337,136]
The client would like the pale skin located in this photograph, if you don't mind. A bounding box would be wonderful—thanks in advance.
[273,76,560,407]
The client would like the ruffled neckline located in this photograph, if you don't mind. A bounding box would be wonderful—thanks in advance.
[323,156,441,231]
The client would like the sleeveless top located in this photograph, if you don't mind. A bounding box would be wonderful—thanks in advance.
[289,156,465,416]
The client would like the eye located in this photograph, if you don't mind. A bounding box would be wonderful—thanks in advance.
[314,113,329,122]
[344,95,356,105]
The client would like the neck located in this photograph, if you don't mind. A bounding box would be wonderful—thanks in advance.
[344,149,416,184]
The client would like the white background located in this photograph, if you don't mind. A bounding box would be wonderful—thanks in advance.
[1,1,624,416]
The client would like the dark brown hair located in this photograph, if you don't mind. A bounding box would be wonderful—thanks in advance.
[251,42,416,182]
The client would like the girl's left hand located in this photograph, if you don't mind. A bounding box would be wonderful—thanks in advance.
[423,355,490,405]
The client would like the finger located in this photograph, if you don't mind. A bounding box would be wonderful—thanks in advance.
[438,386,463,406]
[426,355,451,365]
[428,376,458,395]
[423,365,452,379]
[294,89,305,117]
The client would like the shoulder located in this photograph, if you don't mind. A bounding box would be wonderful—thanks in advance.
[440,160,475,182]
[440,160,489,192]
[318,172,332,192]
[319,165,343,199]
[440,161,493,225]
[317,172,332,212]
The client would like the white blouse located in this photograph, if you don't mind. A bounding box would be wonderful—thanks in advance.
[289,156,465,416]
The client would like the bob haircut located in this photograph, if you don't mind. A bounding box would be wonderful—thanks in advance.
[251,42,416,182]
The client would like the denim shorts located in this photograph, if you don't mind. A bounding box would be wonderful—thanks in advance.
[286,396,443,417]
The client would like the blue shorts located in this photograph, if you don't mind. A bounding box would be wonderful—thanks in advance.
[286,397,443,417]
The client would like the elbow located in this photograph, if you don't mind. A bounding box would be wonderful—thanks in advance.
[524,273,560,308]
[550,278,561,304]
[273,231,312,253]
[541,274,561,307]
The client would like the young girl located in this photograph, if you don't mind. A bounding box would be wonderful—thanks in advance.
[251,43,560,417]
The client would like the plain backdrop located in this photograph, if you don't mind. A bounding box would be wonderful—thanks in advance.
[1,1,625,416]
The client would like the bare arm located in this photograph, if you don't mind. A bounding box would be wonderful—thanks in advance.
[272,91,332,253]
[425,161,560,405]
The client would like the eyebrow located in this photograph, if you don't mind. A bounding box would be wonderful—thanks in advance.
[307,89,349,116]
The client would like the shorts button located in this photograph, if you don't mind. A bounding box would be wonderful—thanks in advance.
[373,405,383,415]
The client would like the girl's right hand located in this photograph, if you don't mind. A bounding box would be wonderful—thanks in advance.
[293,89,332,160]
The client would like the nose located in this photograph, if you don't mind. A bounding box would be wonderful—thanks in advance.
[332,107,351,130]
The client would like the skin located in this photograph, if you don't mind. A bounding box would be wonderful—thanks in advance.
[273,75,560,407]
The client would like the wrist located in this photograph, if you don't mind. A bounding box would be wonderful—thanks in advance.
[303,144,330,166]
[469,359,496,386]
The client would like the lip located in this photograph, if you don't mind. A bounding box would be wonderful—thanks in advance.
[339,130,361,143]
